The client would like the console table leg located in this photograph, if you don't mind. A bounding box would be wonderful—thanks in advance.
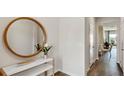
[52,58,55,76]
[45,71,47,76]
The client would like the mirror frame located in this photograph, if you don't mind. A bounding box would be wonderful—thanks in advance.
[3,17,47,58]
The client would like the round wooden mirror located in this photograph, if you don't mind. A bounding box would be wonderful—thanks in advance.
[3,17,47,58]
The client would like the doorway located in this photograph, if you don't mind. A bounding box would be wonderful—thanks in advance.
[88,17,123,76]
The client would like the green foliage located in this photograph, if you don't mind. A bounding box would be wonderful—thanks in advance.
[35,43,52,55]
[43,46,52,55]
[35,44,41,51]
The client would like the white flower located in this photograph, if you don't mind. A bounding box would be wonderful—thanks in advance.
[44,43,48,47]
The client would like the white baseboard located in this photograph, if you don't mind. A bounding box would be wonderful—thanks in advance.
[56,57,100,76]
[57,69,84,76]
[57,69,73,76]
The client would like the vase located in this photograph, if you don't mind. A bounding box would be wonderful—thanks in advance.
[43,55,47,59]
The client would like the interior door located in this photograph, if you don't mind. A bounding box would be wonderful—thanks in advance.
[121,41,123,68]
[89,18,95,65]
[119,18,123,70]
[120,37,124,70]
[90,26,94,64]
[116,17,124,74]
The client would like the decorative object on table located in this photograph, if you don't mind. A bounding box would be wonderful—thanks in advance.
[35,43,41,51]
[42,43,52,59]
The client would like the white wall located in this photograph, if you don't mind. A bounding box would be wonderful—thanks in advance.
[35,17,60,72]
[84,18,90,74]
[0,17,86,76]
[59,17,85,76]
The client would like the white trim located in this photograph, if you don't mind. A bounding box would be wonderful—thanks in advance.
[57,69,80,76]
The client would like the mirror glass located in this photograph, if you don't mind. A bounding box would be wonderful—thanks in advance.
[7,19,45,56]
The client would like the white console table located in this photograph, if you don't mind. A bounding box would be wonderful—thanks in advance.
[0,58,54,76]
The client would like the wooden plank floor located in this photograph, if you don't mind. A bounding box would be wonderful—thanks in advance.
[54,71,69,76]
[87,46,123,76]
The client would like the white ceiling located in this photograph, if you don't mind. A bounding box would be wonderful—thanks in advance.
[95,17,120,31]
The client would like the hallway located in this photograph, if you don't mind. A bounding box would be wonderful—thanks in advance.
[87,46,123,76]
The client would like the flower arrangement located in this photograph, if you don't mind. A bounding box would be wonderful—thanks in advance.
[35,43,52,56]
[42,43,52,55]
